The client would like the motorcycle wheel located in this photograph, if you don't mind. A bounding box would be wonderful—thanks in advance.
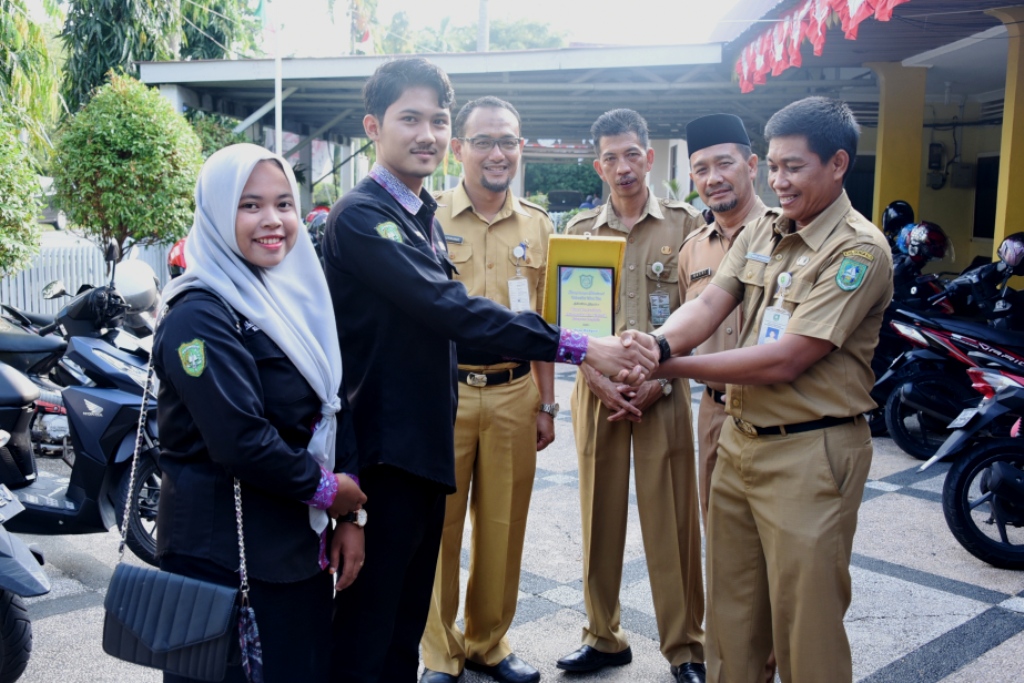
[116,453,160,567]
[0,590,31,683]
[942,438,1024,570]
[884,370,976,460]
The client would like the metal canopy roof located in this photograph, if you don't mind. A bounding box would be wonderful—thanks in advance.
[138,0,1013,145]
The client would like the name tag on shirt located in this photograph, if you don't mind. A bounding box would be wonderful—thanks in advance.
[746,252,771,264]
[508,277,531,313]
[445,235,464,244]
[690,268,712,282]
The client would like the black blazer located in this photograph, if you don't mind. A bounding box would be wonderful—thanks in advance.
[153,289,356,583]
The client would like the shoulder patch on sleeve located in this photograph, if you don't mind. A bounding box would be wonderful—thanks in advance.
[375,221,404,242]
[836,257,870,292]
[178,339,207,377]
[843,248,875,262]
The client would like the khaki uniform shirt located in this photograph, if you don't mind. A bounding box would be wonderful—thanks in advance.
[566,191,704,334]
[678,197,774,392]
[711,191,893,426]
[433,181,553,366]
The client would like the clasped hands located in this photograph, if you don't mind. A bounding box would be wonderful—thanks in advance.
[584,330,660,386]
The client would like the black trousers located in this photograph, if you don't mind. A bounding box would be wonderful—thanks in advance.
[331,465,447,683]
[162,554,333,683]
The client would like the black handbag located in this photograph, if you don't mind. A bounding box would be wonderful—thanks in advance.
[102,321,261,682]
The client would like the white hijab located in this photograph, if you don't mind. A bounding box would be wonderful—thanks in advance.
[162,143,342,536]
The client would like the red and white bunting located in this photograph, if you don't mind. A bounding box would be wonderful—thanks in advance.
[735,0,913,91]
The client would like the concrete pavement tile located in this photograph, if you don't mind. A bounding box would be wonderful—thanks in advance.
[540,585,585,607]
[865,480,902,493]
[907,472,946,494]
[23,606,160,683]
[867,438,923,479]
[853,493,1024,596]
[935,629,1024,683]
[620,579,657,618]
[503,608,674,681]
[846,566,989,681]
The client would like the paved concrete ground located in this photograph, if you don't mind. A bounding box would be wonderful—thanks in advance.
[16,367,1024,682]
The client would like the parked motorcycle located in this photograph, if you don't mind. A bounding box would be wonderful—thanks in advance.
[919,368,1024,569]
[0,243,159,566]
[0,480,51,682]
[878,233,1024,458]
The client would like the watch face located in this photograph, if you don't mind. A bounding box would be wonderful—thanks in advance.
[355,509,368,527]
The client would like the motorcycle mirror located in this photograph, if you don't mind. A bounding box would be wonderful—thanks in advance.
[104,239,121,264]
[41,280,67,299]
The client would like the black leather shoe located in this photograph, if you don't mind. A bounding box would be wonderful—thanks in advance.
[465,654,539,683]
[555,645,633,672]
[420,669,461,683]
[671,662,707,683]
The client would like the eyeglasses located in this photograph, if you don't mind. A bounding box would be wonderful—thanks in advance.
[461,136,523,152]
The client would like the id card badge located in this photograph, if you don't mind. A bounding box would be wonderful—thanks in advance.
[508,277,531,313]
[649,291,670,326]
[757,306,789,344]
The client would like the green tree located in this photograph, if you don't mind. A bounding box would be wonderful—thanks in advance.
[0,0,61,150]
[450,19,567,52]
[0,111,41,275]
[525,163,602,197]
[53,73,203,248]
[186,110,246,158]
[61,0,259,113]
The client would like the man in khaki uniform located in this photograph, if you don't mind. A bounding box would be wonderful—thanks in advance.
[556,109,707,683]
[678,113,773,526]
[420,97,554,683]
[651,97,893,683]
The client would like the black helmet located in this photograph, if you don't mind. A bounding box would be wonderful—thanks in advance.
[906,221,949,263]
[882,200,915,242]
[308,212,329,260]
[998,232,1024,275]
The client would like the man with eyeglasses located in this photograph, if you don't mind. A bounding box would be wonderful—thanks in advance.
[557,109,708,683]
[418,96,552,683]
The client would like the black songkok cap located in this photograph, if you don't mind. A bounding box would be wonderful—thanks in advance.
[685,114,750,155]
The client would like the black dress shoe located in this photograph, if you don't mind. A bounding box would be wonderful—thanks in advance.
[465,654,539,683]
[420,669,461,683]
[555,644,633,672]
[671,662,707,683]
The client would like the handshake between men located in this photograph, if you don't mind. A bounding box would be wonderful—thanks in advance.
[582,330,661,390]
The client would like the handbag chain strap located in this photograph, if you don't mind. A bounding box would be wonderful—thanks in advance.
[118,293,250,603]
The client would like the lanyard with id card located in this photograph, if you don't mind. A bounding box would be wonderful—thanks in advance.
[757,271,792,345]
[649,261,670,326]
[508,241,531,313]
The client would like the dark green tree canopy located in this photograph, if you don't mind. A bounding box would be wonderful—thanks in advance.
[0,111,42,275]
[54,73,203,248]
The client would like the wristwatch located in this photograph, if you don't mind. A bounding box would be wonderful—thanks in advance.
[340,509,367,528]
[652,333,672,363]
[658,378,673,396]
[540,403,560,418]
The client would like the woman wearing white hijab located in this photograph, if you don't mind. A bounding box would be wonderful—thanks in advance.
[153,144,365,682]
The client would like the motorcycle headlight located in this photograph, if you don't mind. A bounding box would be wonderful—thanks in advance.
[93,349,150,391]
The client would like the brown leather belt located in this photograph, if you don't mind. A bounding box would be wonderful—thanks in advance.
[733,415,856,437]
[457,363,530,388]
[706,387,726,405]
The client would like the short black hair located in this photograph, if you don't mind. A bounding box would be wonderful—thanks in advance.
[362,57,455,121]
[591,109,649,153]
[764,96,860,181]
[453,96,521,138]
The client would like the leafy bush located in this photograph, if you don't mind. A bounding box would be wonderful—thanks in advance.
[0,112,41,274]
[54,72,203,247]
[524,162,602,197]
[186,110,246,159]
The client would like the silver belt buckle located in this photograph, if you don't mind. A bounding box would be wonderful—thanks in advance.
[466,372,488,388]
[734,417,758,438]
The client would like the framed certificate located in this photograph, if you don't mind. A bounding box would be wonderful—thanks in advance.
[557,266,615,337]
[543,234,626,332]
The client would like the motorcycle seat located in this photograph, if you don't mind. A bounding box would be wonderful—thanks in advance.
[0,329,67,356]
[939,316,1024,353]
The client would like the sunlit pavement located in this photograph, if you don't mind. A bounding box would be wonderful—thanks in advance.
[16,367,1024,682]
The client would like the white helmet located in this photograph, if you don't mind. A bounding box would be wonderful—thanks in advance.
[114,260,159,313]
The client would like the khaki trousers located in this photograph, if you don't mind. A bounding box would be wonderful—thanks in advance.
[706,417,872,683]
[697,391,729,526]
[421,372,540,674]
[571,375,704,666]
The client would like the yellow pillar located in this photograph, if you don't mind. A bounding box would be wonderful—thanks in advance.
[866,62,928,229]
[988,7,1024,258]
